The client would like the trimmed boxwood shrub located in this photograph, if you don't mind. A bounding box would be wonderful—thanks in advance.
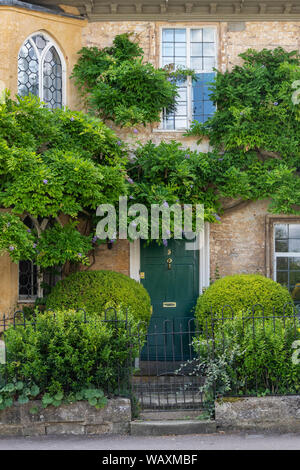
[195,274,293,330]
[46,270,151,325]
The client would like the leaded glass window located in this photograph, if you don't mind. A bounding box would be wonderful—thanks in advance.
[274,223,300,307]
[18,33,64,109]
[161,27,216,130]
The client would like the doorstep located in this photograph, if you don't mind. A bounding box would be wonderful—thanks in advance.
[130,419,216,436]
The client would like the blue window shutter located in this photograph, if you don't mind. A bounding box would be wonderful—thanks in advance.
[192,72,216,123]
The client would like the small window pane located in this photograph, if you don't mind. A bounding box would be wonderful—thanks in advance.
[289,224,300,238]
[290,272,300,286]
[277,257,288,269]
[277,271,288,285]
[289,239,300,252]
[175,29,186,42]
[191,43,203,56]
[193,101,204,115]
[275,239,289,252]
[275,224,288,239]
[163,43,174,56]
[175,43,186,57]
[174,57,187,68]
[203,57,215,70]
[164,116,175,130]
[162,29,174,41]
[162,57,174,67]
[174,117,187,128]
[175,104,187,115]
[290,257,300,270]
[177,88,187,101]
[191,57,203,70]
[191,29,202,42]
[203,43,215,56]
[203,28,215,41]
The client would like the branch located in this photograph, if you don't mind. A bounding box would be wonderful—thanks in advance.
[257,148,282,161]
[55,217,63,228]
[221,199,251,214]
[40,218,49,231]
[25,213,42,236]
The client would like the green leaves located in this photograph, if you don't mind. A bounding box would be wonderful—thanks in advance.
[0,308,138,411]
[0,380,40,410]
[71,33,180,127]
[0,93,127,267]
[186,47,300,215]
[0,213,36,262]
[127,140,225,225]
[36,223,92,268]
[40,388,107,409]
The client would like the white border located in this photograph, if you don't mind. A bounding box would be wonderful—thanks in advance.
[129,222,210,294]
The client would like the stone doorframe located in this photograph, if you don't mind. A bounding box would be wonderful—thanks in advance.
[129,223,210,295]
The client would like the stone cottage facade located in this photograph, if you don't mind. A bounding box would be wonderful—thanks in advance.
[1,0,300,315]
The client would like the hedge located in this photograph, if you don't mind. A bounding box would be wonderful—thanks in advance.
[195,274,293,330]
[46,270,151,326]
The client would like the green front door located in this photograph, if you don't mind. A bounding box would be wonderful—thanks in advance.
[140,238,199,361]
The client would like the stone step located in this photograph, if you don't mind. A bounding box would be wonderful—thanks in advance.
[140,410,205,420]
[130,419,216,436]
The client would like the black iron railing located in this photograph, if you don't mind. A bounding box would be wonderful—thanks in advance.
[0,303,299,414]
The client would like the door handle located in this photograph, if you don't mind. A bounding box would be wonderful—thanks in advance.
[167,258,173,270]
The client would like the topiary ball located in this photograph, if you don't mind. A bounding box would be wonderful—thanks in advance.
[195,273,293,330]
[46,270,151,325]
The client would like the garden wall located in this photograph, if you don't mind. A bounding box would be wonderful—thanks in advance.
[0,398,131,436]
[216,396,300,433]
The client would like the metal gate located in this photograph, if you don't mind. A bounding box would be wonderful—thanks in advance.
[133,318,206,411]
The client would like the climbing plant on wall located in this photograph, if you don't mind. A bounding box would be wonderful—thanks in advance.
[123,47,300,239]
[71,32,194,127]
[184,47,300,216]
[0,92,127,268]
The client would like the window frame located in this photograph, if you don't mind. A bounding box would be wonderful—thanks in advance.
[18,31,67,108]
[273,223,300,292]
[266,215,300,298]
[158,25,218,132]
[18,260,39,303]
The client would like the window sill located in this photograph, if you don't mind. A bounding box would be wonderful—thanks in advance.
[152,128,189,133]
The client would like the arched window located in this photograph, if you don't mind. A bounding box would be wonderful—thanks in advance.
[18,32,65,109]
